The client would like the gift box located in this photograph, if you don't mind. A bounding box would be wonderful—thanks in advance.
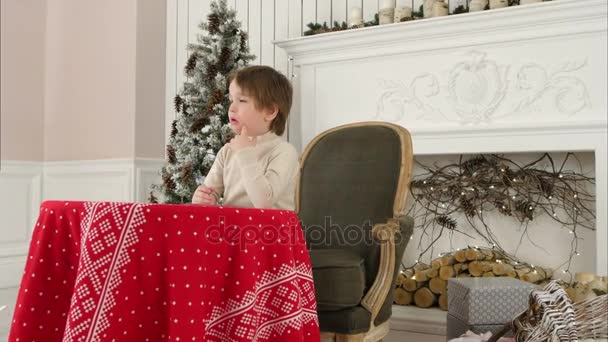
[446,277,537,340]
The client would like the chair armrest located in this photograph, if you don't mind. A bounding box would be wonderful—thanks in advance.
[361,217,400,321]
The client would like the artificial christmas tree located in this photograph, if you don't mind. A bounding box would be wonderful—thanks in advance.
[151,0,254,204]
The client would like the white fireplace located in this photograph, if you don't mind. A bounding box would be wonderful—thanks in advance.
[276,0,607,275]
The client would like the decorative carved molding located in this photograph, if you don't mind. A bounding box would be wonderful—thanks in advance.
[376,51,590,124]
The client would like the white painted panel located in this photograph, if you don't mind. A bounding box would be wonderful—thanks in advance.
[347,0,362,23]
[0,287,19,337]
[249,0,262,64]
[43,160,133,203]
[332,0,348,27]
[176,0,190,92]
[316,0,332,27]
[260,0,276,66]
[165,0,179,145]
[288,0,303,37]
[235,0,250,36]
[188,0,211,45]
[274,0,290,75]
[302,0,317,34]
[135,159,164,203]
[363,0,377,22]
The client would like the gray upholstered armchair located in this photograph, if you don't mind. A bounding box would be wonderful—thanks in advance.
[296,122,415,342]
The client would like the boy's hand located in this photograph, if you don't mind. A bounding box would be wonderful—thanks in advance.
[192,185,218,205]
[229,126,257,151]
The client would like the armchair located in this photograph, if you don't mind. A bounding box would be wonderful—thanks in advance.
[296,122,415,341]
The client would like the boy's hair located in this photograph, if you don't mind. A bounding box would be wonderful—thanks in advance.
[228,65,293,136]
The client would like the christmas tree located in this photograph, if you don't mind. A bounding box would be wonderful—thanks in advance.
[151,0,254,204]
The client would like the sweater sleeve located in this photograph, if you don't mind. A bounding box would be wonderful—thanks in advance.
[203,146,226,201]
[233,143,299,209]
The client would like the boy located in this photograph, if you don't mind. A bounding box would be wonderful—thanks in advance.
[191,65,299,210]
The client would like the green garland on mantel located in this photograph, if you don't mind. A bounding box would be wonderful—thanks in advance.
[303,0,551,36]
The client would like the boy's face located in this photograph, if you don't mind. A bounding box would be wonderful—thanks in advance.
[228,81,277,137]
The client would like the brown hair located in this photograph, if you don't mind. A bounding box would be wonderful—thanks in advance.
[228,65,293,136]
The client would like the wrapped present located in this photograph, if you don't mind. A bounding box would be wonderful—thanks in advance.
[447,277,536,339]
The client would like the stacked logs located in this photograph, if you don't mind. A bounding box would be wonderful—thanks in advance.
[394,247,553,310]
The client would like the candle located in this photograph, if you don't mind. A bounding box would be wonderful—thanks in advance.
[423,0,436,18]
[381,0,396,9]
[432,1,448,16]
[489,0,508,9]
[469,0,487,11]
[379,7,395,24]
[349,7,363,27]
[394,6,412,22]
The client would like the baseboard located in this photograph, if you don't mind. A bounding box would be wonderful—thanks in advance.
[390,305,447,336]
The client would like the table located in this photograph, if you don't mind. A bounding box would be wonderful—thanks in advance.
[9,201,320,341]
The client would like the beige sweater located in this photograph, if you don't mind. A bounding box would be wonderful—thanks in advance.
[203,131,299,210]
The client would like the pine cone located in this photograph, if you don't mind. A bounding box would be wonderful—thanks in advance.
[240,32,248,51]
[219,47,232,69]
[170,120,178,139]
[208,13,220,34]
[206,64,218,82]
[174,95,183,113]
[181,162,193,182]
[162,172,176,192]
[436,215,457,230]
[166,145,177,165]
[515,200,534,221]
[211,89,224,106]
[460,197,477,218]
[190,117,210,133]
[185,53,198,75]
[462,156,486,175]
[148,191,159,204]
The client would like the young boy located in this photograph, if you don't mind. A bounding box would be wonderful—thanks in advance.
[191,65,299,210]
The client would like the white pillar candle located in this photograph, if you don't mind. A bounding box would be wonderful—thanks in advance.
[423,0,437,18]
[381,0,396,9]
[489,0,508,9]
[349,7,363,27]
[379,7,395,24]
[432,1,448,16]
[394,6,412,22]
[469,0,488,11]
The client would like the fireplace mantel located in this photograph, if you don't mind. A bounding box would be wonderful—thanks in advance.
[275,0,607,274]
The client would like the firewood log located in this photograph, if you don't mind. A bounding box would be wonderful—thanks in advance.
[469,261,492,277]
[492,262,514,276]
[403,278,425,292]
[396,272,407,287]
[414,263,429,271]
[454,250,468,263]
[431,260,442,270]
[426,268,439,279]
[394,288,413,305]
[454,263,469,273]
[439,265,456,280]
[414,287,437,308]
[414,269,429,282]
[457,272,471,278]
[440,255,455,267]
[483,271,495,277]
[438,293,448,311]
[465,248,483,261]
[429,277,447,295]
[520,267,549,283]
[506,270,517,278]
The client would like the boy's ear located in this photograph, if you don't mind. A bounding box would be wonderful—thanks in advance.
[264,105,279,122]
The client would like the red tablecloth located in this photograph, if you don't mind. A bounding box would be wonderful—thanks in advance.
[9,201,320,342]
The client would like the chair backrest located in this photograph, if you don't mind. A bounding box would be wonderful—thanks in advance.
[296,122,413,285]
